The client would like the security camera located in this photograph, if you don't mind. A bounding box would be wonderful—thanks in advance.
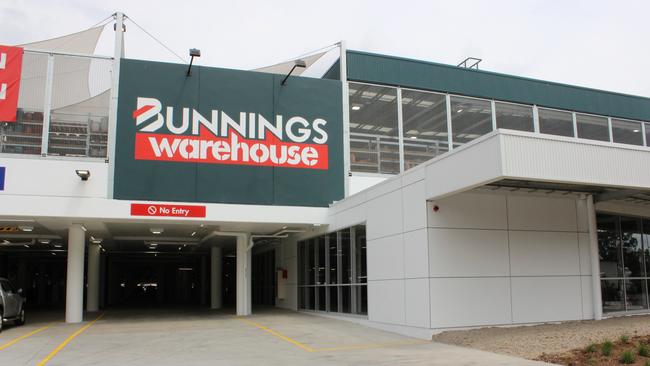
[75,169,91,181]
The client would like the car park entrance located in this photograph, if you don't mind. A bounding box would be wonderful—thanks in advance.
[0,218,285,324]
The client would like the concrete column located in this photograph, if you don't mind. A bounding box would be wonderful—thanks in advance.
[211,246,223,309]
[236,234,251,316]
[66,224,86,323]
[587,195,603,320]
[86,243,100,312]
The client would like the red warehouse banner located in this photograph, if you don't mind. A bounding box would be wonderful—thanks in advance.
[0,45,23,122]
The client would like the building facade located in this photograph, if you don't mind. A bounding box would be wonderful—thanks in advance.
[2,20,650,339]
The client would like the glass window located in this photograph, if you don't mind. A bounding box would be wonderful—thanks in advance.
[576,113,609,142]
[598,214,623,278]
[340,286,351,314]
[355,285,368,315]
[316,236,326,285]
[340,229,351,284]
[297,226,367,315]
[349,83,399,174]
[538,108,574,137]
[612,119,643,146]
[318,286,326,311]
[328,233,338,285]
[307,239,315,286]
[329,286,338,313]
[620,216,645,278]
[495,102,533,132]
[355,226,367,284]
[450,96,493,146]
[401,89,448,169]
[626,280,648,311]
[601,279,624,313]
[646,123,650,147]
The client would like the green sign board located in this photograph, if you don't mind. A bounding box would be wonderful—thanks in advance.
[113,59,344,207]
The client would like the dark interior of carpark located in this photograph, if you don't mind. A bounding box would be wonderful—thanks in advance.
[0,221,278,313]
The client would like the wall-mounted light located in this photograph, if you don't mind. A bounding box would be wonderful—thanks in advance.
[19,225,34,232]
[281,59,307,85]
[186,48,201,76]
[150,228,164,235]
[351,105,361,111]
[75,170,91,181]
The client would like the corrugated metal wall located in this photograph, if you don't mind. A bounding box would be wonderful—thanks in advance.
[345,50,650,122]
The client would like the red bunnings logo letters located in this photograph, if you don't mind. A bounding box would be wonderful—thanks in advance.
[133,97,329,169]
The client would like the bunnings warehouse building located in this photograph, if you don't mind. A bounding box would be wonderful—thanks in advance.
[2,14,650,339]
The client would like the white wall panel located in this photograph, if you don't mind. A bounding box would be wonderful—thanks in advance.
[367,233,404,281]
[509,231,580,276]
[428,228,510,277]
[368,280,405,325]
[424,134,502,200]
[581,276,594,320]
[578,233,592,276]
[402,181,427,232]
[430,277,512,328]
[404,278,430,328]
[576,199,589,233]
[511,276,582,323]
[428,192,507,230]
[507,195,577,232]
[366,190,404,240]
[332,203,367,232]
[349,175,387,196]
[0,156,107,198]
[403,229,429,279]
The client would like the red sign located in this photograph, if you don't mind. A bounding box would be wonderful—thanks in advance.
[130,203,206,218]
[0,46,23,122]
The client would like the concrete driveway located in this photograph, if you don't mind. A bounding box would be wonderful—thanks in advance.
[0,308,553,365]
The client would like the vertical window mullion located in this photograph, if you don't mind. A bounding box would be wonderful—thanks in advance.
[445,94,453,151]
[350,227,357,314]
[607,117,614,143]
[572,112,578,138]
[41,54,55,156]
[532,105,540,133]
[337,231,343,312]
[396,87,405,173]
[490,100,497,131]
[324,235,330,312]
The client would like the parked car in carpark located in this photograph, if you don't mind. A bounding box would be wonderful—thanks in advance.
[0,277,26,331]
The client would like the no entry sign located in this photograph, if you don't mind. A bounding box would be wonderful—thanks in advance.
[130,203,206,218]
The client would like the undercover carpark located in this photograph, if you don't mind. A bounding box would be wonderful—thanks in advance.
[0,220,281,318]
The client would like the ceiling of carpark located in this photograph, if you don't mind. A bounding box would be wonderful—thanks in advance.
[0,217,315,252]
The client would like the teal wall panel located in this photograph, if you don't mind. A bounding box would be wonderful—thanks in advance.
[346,51,650,122]
[114,59,344,207]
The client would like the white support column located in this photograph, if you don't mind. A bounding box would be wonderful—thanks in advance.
[86,243,100,312]
[587,195,603,320]
[211,246,223,310]
[106,12,125,198]
[236,234,252,316]
[66,224,86,323]
[340,40,351,197]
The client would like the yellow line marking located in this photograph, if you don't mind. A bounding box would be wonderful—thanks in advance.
[36,313,104,366]
[236,317,316,352]
[236,317,430,353]
[0,325,51,351]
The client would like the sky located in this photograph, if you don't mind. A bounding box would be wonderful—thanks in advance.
[1,0,649,97]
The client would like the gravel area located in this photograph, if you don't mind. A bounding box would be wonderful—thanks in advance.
[431,315,650,360]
